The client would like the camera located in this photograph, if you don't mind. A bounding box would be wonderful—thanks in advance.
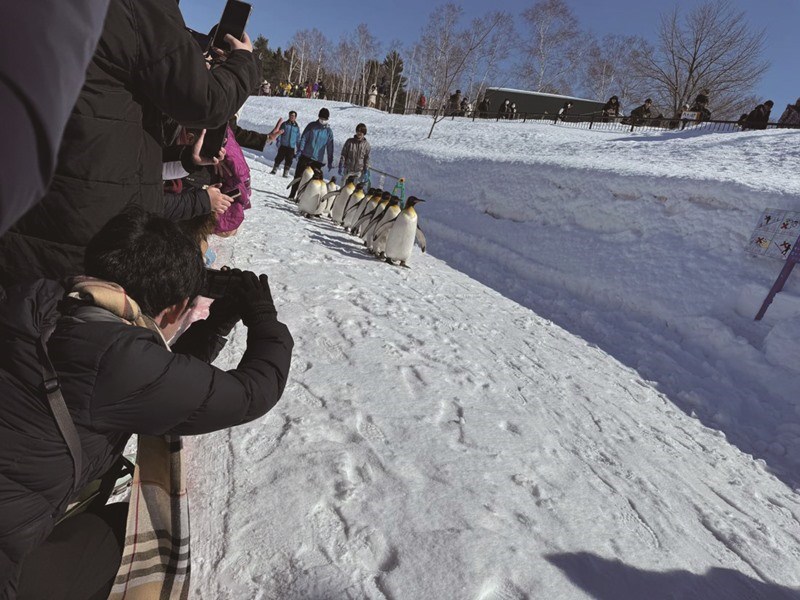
[200,268,242,299]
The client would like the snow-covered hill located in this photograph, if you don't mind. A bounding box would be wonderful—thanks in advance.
[186,99,800,599]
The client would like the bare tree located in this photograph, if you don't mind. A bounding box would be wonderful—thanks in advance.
[463,12,516,105]
[582,34,650,111]
[518,0,585,94]
[354,24,380,103]
[632,0,768,119]
[414,4,510,137]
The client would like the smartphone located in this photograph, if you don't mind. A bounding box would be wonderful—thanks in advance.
[200,124,228,160]
[211,0,252,51]
[221,188,242,200]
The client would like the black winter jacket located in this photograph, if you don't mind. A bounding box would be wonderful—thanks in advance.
[0,0,259,287]
[0,280,293,596]
[743,104,772,130]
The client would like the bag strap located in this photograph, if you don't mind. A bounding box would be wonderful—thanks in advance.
[38,324,82,493]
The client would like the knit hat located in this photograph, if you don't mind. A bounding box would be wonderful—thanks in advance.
[319,108,330,119]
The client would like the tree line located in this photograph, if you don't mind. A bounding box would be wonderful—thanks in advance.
[252,0,768,121]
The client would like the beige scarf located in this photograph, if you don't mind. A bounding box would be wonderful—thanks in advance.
[68,278,191,600]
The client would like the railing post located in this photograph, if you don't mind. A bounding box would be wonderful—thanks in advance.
[588,116,593,130]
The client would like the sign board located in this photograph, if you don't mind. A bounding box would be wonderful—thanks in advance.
[681,111,700,121]
[746,208,800,260]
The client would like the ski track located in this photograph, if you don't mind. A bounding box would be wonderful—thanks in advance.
[184,157,800,599]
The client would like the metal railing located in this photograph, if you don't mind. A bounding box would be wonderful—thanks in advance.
[254,92,796,134]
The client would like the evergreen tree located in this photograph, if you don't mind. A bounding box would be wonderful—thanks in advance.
[381,49,407,113]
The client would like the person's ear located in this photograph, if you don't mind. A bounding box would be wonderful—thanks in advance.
[156,298,190,328]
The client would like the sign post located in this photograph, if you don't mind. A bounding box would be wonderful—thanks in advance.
[755,233,800,321]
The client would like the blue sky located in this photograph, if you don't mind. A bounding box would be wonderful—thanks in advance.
[181,0,798,107]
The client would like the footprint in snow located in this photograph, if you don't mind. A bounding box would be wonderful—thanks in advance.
[476,578,528,600]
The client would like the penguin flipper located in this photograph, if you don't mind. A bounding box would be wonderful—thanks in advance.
[287,177,302,189]
[415,227,427,253]
[374,216,399,239]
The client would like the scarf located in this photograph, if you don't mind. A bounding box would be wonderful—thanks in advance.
[68,278,191,600]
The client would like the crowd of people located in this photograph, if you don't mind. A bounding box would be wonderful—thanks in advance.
[260,79,327,99]
[0,1,302,598]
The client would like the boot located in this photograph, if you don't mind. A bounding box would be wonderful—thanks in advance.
[270,165,278,175]
[282,167,290,178]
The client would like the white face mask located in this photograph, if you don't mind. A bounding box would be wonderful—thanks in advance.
[319,119,328,125]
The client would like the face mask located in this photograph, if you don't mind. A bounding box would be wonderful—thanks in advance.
[319,119,328,125]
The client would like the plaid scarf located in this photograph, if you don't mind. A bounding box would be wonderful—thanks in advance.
[68,278,191,599]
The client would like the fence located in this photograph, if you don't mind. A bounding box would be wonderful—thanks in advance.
[259,91,795,135]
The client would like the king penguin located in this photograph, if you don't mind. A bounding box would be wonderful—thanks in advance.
[331,177,357,225]
[297,172,328,217]
[368,196,402,256]
[384,197,427,267]
[287,165,315,201]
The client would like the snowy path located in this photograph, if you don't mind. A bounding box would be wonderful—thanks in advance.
[186,161,800,599]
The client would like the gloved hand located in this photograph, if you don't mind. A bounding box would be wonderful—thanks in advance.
[205,268,242,336]
[236,271,276,326]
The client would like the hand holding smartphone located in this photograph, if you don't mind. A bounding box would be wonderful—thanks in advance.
[211,0,252,52]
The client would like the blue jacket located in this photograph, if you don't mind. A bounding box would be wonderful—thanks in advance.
[298,120,334,168]
[277,120,300,150]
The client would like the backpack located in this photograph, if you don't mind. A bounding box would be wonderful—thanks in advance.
[214,125,251,234]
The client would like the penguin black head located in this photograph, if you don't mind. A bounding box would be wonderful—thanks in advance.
[329,176,337,185]
[381,191,391,200]
[346,175,356,185]
[311,168,324,180]
[355,183,365,190]
[388,196,401,206]
[367,188,376,195]
[405,196,425,207]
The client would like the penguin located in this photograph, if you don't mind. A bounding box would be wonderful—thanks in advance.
[321,177,340,217]
[342,186,373,232]
[353,190,384,237]
[358,191,392,241]
[368,196,402,255]
[331,178,357,225]
[297,172,328,217]
[384,197,426,267]
[287,165,315,201]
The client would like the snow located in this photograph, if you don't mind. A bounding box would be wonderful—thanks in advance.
[184,97,800,599]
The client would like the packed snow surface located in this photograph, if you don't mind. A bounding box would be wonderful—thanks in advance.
[185,98,800,599]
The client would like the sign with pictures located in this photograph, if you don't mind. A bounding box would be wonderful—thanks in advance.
[746,208,800,260]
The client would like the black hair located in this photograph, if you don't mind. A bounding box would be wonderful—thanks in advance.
[85,207,205,317]
[289,111,297,117]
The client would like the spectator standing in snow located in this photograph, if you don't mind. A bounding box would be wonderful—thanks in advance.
[558,101,573,121]
[449,89,462,116]
[602,95,620,120]
[779,98,800,127]
[0,208,293,600]
[259,80,271,96]
[368,84,378,108]
[339,123,370,179]
[318,81,327,100]
[689,92,711,121]
[478,97,490,118]
[629,99,653,125]
[498,98,511,119]
[0,0,260,287]
[510,102,518,120]
[741,100,774,130]
[289,108,335,200]
[272,110,301,177]
[416,93,427,114]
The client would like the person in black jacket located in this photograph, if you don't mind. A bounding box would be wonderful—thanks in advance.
[0,208,293,599]
[602,95,620,120]
[629,98,653,125]
[741,100,774,130]
[0,0,110,238]
[0,0,260,288]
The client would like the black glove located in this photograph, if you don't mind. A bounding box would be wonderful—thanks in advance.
[237,271,276,326]
[206,294,241,336]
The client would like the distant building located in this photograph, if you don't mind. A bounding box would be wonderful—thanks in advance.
[484,87,605,117]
